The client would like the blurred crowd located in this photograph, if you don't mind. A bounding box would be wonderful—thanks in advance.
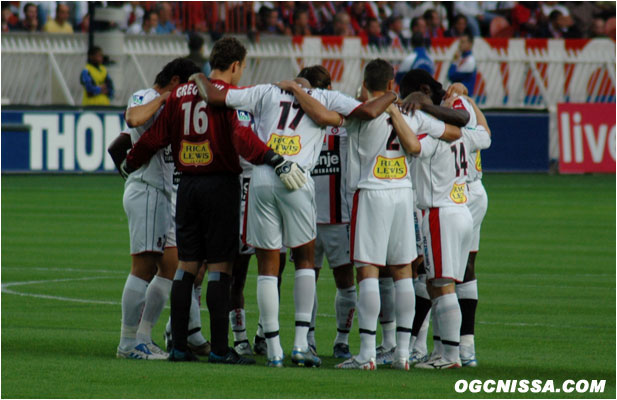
[2,1,616,42]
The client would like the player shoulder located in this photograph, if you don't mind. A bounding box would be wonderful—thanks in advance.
[129,88,158,106]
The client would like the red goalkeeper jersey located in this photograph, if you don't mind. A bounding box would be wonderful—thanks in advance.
[126,79,271,175]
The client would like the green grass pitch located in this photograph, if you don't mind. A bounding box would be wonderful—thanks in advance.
[1,174,615,398]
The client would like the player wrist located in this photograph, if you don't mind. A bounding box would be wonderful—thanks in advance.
[264,150,284,168]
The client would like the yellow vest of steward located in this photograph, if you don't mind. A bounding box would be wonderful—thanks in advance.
[82,63,110,106]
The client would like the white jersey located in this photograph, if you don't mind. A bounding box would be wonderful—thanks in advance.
[347,109,445,192]
[414,126,491,209]
[312,126,350,224]
[125,88,174,198]
[225,84,361,171]
[450,95,483,182]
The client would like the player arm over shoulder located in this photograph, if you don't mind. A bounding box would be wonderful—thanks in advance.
[404,92,462,141]
[402,91,469,128]
[189,73,228,107]
[387,104,420,155]
[276,80,343,127]
[462,95,491,136]
[125,91,170,127]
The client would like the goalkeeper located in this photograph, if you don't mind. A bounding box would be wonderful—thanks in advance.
[123,37,305,364]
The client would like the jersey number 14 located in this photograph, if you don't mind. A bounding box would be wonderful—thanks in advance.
[450,142,468,177]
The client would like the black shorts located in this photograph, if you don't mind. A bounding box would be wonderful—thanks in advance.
[176,174,240,263]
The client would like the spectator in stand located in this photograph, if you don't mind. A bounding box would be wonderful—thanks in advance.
[511,2,541,38]
[14,3,39,32]
[423,9,444,38]
[537,9,578,38]
[539,2,573,25]
[321,11,354,36]
[43,3,73,34]
[186,33,211,76]
[127,10,158,35]
[155,2,178,34]
[277,1,295,30]
[121,1,145,31]
[365,17,389,47]
[590,18,607,38]
[446,14,473,38]
[311,2,338,33]
[453,2,482,37]
[567,1,604,38]
[348,2,377,35]
[78,13,89,33]
[80,46,114,106]
[258,6,285,34]
[2,4,17,31]
[410,15,427,37]
[387,15,410,48]
[448,33,476,96]
[291,7,312,36]
[395,32,435,85]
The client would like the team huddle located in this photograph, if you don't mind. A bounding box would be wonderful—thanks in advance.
[109,36,491,370]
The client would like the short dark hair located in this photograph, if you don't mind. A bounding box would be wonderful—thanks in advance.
[297,65,331,89]
[154,57,201,87]
[87,46,102,57]
[209,37,247,71]
[549,10,562,23]
[23,2,36,14]
[411,16,423,29]
[188,33,204,52]
[399,68,443,103]
[461,32,474,44]
[423,9,436,21]
[363,58,393,92]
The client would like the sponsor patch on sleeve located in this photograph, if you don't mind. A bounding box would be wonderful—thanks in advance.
[373,155,408,179]
[237,110,252,122]
[132,95,144,105]
[449,183,467,204]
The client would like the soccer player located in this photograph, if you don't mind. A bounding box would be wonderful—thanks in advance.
[192,70,397,367]
[108,58,201,360]
[394,91,491,369]
[443,84,488,367]
[297,65,357,360]
[398,70,471,364]
[123,37,305,363]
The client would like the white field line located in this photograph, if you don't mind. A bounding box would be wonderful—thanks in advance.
[1,275,583,330]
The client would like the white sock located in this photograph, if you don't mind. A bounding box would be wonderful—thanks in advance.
[394,278,414,360]
[334,286,356,345]
[293,269,315,350]
[187,290,206,346]
[433,293,462,363]
[378,277,396,350]
[412,309,431,355]
[136,275,172,344]
[431,308,443,357]
[230,308,248,343]
[119,274,148,350]
[357,278,379,363]
[308,290,318,348]
[257,275,282,359]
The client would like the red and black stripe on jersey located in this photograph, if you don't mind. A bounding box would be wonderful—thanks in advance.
[312,134,343,224]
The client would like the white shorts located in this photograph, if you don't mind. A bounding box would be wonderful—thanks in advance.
[123,180,172,255]
[351,187,417,267]
[466,180,488,252]
[246,166,316,250]
[315,224,351,269]
[422,206,473,283]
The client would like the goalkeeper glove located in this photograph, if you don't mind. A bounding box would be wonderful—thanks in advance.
[275,159,306,190]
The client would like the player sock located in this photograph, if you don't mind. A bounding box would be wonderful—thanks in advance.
[357,278,379,363]
[170,269,196,352]
[230,308,248,344]
[334,286,356,345]
[433,293,462,363]
[120,274,148,350]
[378,277,396,350]
[293,269,315,350]
[456,280,478,359]
[187,290,207,346]
[257,275,283,359]
[308,291,318,349]
[394,278,414,360]
[412,309,431,355]
[205,271,232,356]
[136,275,172,344]
[411,276,432,354]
